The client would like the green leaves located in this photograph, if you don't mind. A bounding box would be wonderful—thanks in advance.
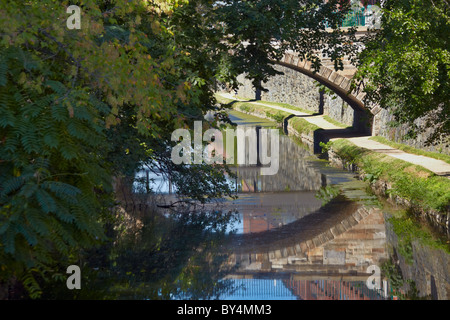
[1,176,28,197]
[0,44,112,298]
[355,0,449,145]
[0,57,7,86]
[0,0,368,299]
[315,185,341,205]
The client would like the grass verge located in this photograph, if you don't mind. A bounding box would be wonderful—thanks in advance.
[369,136,450,164]
[215,93,315,115]
[250,99,315,115]
[288,116,322,135]
[323,115,352,129]
[387,211,450,264]
[215,94,291,124]
[330,139,450,213]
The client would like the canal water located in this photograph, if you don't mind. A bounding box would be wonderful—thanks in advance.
[120,110,449,300]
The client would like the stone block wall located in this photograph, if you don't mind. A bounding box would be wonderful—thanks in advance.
[323,94,355,127]
[237,68,320,114]
[373,109,449,154]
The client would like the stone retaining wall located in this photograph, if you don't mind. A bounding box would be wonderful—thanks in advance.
[373,109,450,154]
[385,218,450,299]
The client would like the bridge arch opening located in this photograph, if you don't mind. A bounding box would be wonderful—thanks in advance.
[275,60,373,135]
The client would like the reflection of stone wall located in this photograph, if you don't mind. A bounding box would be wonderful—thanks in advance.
[323,207,387,268]
[231,130,323,191]
[293,206,387,271]
[229,205,388,275]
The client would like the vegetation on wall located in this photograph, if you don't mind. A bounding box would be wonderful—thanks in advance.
[330,139,450,214]
[355,0,449,147]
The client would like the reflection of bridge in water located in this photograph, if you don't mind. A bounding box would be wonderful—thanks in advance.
[222,277,386,300]
[221,124,388,280]
[220,197,389,300]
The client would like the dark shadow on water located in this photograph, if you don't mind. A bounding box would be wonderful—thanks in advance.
[283,114,296,135]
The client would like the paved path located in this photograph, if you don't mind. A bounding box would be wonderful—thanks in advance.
[218,92,450,177]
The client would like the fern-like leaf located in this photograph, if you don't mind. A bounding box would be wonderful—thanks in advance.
[26,209,50,236]
[21,270,42,299]
[35,189,57,213]
[1,176,25,196]
[16,223,38,246]
[0,55,7,86]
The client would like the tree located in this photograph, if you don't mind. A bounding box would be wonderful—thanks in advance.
[354,0,449,146]
[0,0,358,298]
[170,0,358,92]
[0,0,191,298]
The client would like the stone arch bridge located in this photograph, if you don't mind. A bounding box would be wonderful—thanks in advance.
[236,28,384,136]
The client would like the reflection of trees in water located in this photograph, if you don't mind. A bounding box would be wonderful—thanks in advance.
[315,185,341,205]
[109,202,240,300]
[38,196,241,300]
[103,201,241,300]
[48,150,243,299]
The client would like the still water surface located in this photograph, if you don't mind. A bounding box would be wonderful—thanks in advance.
[128,111,390,300]
[123,110,449,300]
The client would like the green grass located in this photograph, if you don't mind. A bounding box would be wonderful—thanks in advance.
[252,99,315,115]
[227,110,277,127]
[215,92,315,115]
[323,115,352,129]
[288,116,322,135]
[370,136,450,164]
[215,94,291,124]
[236,102,291,123]
[227,94,251,101]
[215,93,237,105]
[289,133,315,151]
[330,139,450,213]
[387,210,450,264]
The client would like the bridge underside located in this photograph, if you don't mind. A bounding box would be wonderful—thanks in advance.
[235,52,380,135]
[277,50,380,116]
